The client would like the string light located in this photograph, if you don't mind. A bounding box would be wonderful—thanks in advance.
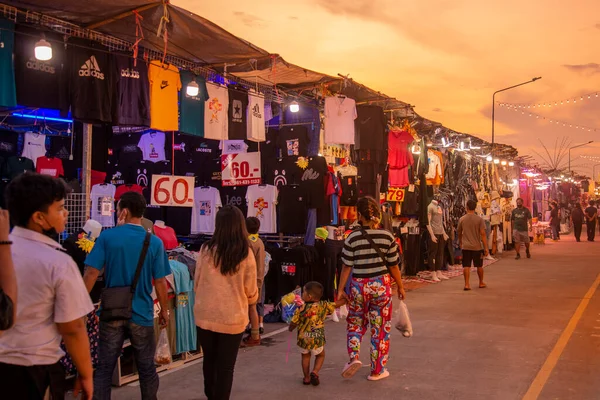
[498,90,599,110]
[506,107,599,132]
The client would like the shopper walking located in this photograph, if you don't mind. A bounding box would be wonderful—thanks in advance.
[571,203,584,242]
[550,203,560,241]
[585,200,597,242]
[512,198,533,260]
[83,192,171,400]
[458,200,489,290]
[0,173,93,399]
[338,196,406,381]
[0,209,16,332]
[240,216,265,347]
[194,206,258,400]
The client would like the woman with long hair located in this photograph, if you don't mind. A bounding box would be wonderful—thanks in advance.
[337,196,406,381]
[194,206,258,400]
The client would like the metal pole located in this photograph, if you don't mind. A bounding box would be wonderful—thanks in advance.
[569,148,571,175]
[82,123,93,220]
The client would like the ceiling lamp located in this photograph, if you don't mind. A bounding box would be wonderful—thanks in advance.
[289,101,300,113]
[508,161,515,167]
[186,80,199,97]
[501,160,507,166]
[493,159,500,164]
[486,155,493,162]
[35,37,52,61]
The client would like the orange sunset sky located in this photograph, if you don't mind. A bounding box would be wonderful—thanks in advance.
[176,0,600,175]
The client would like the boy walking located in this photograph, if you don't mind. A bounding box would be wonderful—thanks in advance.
[458,200,489,290]
[241,217,265,347]
[512,198,533,260]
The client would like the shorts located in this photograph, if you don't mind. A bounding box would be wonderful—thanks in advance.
[340,206,357,221]
[300,346,324,356]
[513,230,530,244]
[462,250,483,268]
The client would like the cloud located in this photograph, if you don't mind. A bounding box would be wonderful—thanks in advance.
[289,16,299,20]
[432,108,443,112]
[596,23,600,29]
[563,63,600,74]
[233,12,265,28]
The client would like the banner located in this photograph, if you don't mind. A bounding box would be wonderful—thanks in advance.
[151,175,195,207]
[221,152,262,187]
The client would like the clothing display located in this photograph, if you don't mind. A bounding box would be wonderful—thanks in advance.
[170,260,197,354]
[90,184,116,228]
[228,86,249,140]
[354,105,387,150]
[204,83,229,140]
[22,133,47,167]
[4,156,34,179]
[154,224,178,250]
[246,184,278,234]
[220,140,248,155]
[148,61,181,131]
[0,130,19,158]
[426,149,444,185]
[114,184,144,201]
[138,131,167,163]
[277,185,309,234]
[324,96,357,144]
[299,156,328,209]
[112,53,150,126]
[0,19,16,108]
[191,186,222,234]
[263,157,302,188]
[388,129,414,187]
[220,186,248,217]
[247,93,266,142]
[36,157,64,178]
[277,126,310,157]
[179,71,209,136]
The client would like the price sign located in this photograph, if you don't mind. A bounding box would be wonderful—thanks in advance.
[151,175,195,207]
[221,152,262,187]
[386,188,405,202]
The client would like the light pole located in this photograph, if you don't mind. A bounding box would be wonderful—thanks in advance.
[568,141,593,175]
[593,163,600,183]
[492,77,542,156]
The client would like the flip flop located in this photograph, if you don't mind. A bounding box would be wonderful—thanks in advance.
[464,287,472,291]
[479,283,487,288]
[302,378,311,385]
[310,372,320,386]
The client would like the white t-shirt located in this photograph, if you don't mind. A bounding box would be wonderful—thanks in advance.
[138,131,166,162]
[324,96,357,145]
[0,227,93,366]
[247,93,266,142]
[220,140,248,155]
[204,84,229,140]
[191,186,222,234]
[22,132,47,167]
[91,183,117,227]
[246,184,278,234]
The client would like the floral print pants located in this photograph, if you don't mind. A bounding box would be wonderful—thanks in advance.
[347,274,392,375]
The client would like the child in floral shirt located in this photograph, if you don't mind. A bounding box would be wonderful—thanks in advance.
[289,282,346,386]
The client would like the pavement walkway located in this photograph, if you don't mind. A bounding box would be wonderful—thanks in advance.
[114,233,600,400]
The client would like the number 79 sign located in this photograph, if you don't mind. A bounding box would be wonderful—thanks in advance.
[151,175,195,207]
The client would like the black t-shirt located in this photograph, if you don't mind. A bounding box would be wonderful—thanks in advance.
[14,24,65,110]
[228,87,249,140]
[220,186,248,217]
[277,126,309,158]
[5,156,34,179]
[62,230,104,302]
[278,185,309,234]
[142,161,172,222]
[354,105,387,150]
[63,38,112,123]
[571,208,584,223]
[49,136,78,180]
[0,131,19,158]
[339,175,358,206]
[402,186,419,216]
[299,156,327,208]
[263,157,302,188]
[585,206,597,221]
[109,133,143,167]
[112,53,150,126]
[357,163,377,184]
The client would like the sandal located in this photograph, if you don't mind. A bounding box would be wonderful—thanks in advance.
[464,287,471,291]
[303,378,311,385]
[310,372,320,386]
[479,283,487,288]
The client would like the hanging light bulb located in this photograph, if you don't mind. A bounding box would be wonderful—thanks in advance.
[508,161,515,167]
[501,160,507,166]
[289,101,300,113]
[486,155,493,162]
[35,37,52,61]
[493,159,500,164]
[186,80,199,97]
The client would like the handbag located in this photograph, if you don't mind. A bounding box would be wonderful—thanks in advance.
[99,232,151,322]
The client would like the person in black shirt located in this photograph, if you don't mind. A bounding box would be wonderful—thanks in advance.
[549,202,560,241]
[585,200,597,242]
[571,203,584,242]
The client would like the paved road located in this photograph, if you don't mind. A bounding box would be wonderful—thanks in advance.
[114,234,600,400]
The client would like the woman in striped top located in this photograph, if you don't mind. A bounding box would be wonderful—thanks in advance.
[338,196,406,381]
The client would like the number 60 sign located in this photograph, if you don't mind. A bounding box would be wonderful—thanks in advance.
[150,175,195,207]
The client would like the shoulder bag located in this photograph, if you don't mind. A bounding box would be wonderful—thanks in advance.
[358,227,392,272]
[100,232,151,322]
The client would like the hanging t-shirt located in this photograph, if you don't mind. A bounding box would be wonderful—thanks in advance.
[339,174,358,207]
[36,157,64,178]
[204,84,229,140]
[169,260,197,354]
[247,93,266,142]
[4,156,34,180]
[324,96,357,145]
[228,87,249,140]
[114,184,144,201]
[154,225,178,250]
[112,53,150,126]
[0,130,19,158]
[148,61,181,131]
[191,186,222,234]
[278,185,309,234]
[277,126,310,158]
[138,131,166,163]
[180,71,209,136]
[22,133,47,167]
[220,186,248,217]
[220,140,248,155]
[14,24,64,109]
[354,105,387,150]
[246,185,278,234]
[0,19,16,108]
[90,183,116,227]
[426,149,444,185]
[299,156,328,208]
[63,38,112,123]
[263,157,302,188]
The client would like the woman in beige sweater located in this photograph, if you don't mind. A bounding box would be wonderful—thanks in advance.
[194,206,258,400]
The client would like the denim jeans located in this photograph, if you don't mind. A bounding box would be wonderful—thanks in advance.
[94,320,158,400]
[197,328,243,400]
[551,224,559,240]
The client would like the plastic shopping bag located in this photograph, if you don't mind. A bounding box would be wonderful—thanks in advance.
[395,301,413,338]
[281,288,304,324]
[339,304,349,319]
[154,328,172,365]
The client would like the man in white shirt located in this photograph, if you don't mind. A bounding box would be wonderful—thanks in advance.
[0,173,94,399]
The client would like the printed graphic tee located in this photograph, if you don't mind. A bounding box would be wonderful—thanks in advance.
[299,156,327,208]
[247,93,266,142]
[246,185,278,234]
[324,96,357,145]
[36,157,64,178]
[220,140,248,155]
[112,53,150,126]
[0,19,16,108]
[228,87,249,140]
[90,184,116,227]
[22,133,47,167]
[180,71,209,136]
[277,126,309,158]
[138,131,166,163]
[148,61,181,131]
[191,186,222,234]
[204,84,229,140]
[5,156,34,179]
[220,186,248,217]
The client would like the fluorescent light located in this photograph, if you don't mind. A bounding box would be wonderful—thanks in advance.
[494,159,500,164]
[35,38,52,61]
[12,113,73,123]
[186,80,199,97]
[289,101,300,113]
[508,161,515,167]
[501,160,507,166]
[486,155,493,162]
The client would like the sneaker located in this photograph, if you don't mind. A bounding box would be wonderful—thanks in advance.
[428,272,441,282]
[526,251,531,259]
[259,327,264,335]
[240,336,261,348]
[437,271,449,280]
[342,360,363,379]
[367,370,390,381]
[332,311,340,322]
[515,254,521,260]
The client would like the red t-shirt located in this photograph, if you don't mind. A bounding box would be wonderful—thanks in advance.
[154,225,178,250]
[36,157,64,178]
[114,184,144,201]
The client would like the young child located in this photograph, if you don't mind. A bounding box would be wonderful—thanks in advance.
[289,281,346,386]
[241,217,266,347]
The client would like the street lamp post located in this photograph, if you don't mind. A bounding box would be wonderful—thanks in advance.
[568,141,594,175]
[593,163,600,183]
[492,77,542,156]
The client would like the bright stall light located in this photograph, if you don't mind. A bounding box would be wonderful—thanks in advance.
[289,101,300,113]
[508,161,515,167]
[35,38,52,61]
[486,155,493,162]
[493,159,500,164]
[411,145,421,155]
[501,160,507,166]
[186,80,199,97]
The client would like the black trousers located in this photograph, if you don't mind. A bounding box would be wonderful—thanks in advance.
[402,233,421,276]
[587,220,596,241]
[427,234,445,272]
[197,328,244,400]
[0,361,65,400]
[573,222,583,241]
[324,239,344,301]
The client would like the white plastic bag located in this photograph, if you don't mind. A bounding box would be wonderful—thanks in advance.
[339,304,349,319]
[395,301,413,337]
[154,328,172,365]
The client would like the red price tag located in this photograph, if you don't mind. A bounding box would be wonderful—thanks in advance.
[221,153,262,187]
[386,188,405,202]
[150,175,195,207]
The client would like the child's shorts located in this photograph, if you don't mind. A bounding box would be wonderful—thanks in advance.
[300,346,324,356]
